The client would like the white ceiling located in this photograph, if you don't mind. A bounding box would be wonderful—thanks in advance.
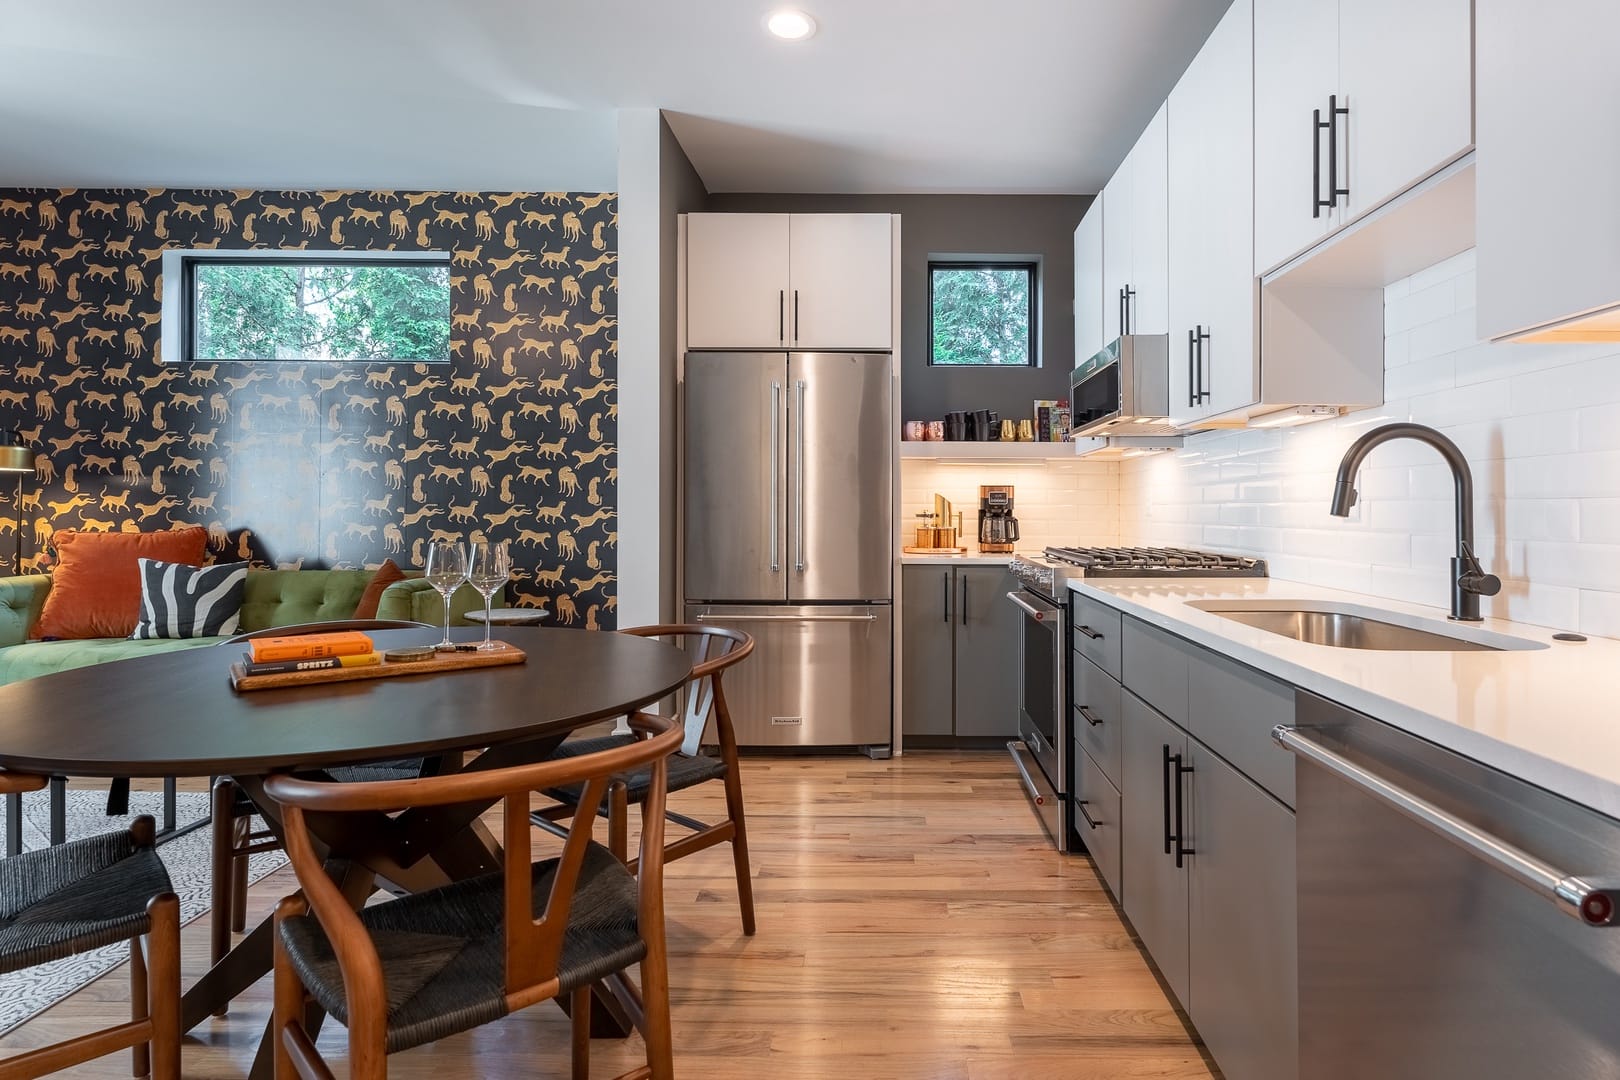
[0,0,1228,194]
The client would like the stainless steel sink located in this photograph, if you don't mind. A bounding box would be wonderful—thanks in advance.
[1187,600,1548,652]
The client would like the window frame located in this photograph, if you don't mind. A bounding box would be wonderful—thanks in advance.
[160,248,453,365]
[925,259,1039,368]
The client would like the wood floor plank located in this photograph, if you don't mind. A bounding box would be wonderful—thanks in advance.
[0,754,1215,1078]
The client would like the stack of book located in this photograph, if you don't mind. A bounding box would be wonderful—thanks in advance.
[241,631,381,676]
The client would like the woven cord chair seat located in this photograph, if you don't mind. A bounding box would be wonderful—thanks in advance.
[0,829,172,975]
[544,734,728,806]
[277,841,645,1055]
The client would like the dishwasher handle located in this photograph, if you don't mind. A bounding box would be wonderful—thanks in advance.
[1274,725,1620,928]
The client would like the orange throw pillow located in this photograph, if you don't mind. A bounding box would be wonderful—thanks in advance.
[353,558,407,620]
[35,527,210,640]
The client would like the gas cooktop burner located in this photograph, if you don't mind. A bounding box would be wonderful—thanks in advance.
[1041,546,1269,576]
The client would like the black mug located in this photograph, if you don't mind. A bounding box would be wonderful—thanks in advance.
[972,410,994,441]
[944,411,967,441]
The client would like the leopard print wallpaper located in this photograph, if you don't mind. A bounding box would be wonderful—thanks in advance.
[0,188,617,628]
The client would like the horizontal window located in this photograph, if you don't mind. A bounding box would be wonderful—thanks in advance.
[171,252,451,363]
[928,261,1037,367]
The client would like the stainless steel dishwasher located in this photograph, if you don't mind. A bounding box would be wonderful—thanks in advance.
[1278,693,1620,1079]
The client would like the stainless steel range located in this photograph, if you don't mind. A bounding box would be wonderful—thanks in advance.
[1005,546,1268,852]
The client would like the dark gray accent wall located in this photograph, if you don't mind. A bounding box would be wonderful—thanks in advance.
[706,193,1092,424]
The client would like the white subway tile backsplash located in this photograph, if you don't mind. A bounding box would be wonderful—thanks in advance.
[900,458,1119,553]
[1121,247,1620,638]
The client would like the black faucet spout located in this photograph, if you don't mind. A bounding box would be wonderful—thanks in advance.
[1329,422,1499,621]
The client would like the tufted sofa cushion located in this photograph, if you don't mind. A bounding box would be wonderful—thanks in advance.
[237,569,376,632]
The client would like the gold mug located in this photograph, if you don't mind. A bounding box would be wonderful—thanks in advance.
[1017,419,1035,442]
[999,419,1017,441]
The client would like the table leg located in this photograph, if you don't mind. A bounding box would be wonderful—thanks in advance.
[182,913,273,1032]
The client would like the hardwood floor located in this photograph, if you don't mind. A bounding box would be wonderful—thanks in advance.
[0,754,1216,1079]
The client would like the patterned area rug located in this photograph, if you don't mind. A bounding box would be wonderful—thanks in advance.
[0,789,288,1035]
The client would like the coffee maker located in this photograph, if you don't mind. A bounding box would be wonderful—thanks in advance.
[978,485,1019,553]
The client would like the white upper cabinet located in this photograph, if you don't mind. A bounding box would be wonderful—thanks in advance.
[1102,166,1133,344]
[787,214,893,350]
[1100,104,1169,341]
[1339,0,1473,220]
[1074,202,1106,364]
[1129,104,1170,337]
[1476,0,1620,342]
[1169,0,1255,424]
[687,213,791,349]
[685,212,891,350]
[1250,0,1472,276]
[1253,0,1339,274]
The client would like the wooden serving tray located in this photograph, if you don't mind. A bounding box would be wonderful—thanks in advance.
[230,641,526,692]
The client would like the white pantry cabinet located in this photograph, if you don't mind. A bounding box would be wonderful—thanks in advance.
[1476,0,1620,342]
[1102,104,1170,343]
[686,213,892,350]
[1073,202,1105,364]
[1251,0,1472,276]
[1168,0,1255,424]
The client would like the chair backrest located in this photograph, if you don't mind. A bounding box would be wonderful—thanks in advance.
[264,713,681,999]
[619,625,754,756]
[0,769,46,796]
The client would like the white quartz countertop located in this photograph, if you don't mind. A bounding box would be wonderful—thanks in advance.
[1070,576,1620,821]
[898,552,1017,566]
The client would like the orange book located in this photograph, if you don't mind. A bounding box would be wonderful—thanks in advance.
[248,631,376,663]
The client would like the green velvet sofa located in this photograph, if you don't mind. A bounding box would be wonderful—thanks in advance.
[0,569,482,687]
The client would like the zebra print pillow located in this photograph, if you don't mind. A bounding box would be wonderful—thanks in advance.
[129,558,248,639]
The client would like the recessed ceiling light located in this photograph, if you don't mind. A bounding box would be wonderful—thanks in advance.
[766,9,817,40]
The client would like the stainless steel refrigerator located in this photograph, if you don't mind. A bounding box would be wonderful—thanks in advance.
[683,351,893,752]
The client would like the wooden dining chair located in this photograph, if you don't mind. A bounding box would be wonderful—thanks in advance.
[537,625,758,935]
[208,617,432,1000]
[0,770,181,1080]
[264,711,683,1080]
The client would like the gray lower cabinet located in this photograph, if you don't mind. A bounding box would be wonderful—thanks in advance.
[1074,745,1123,898]
[1188,740,1298,1080]
[1121,690,1191,1006]
[900,565,1017,739]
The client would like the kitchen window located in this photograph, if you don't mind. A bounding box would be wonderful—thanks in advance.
[927,260,1037,366]
[162,250,451,363]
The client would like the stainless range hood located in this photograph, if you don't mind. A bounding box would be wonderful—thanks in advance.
[1069,335,1179,437]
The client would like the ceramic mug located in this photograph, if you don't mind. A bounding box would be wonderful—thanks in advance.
[927,420,946,441]
[999,419,1017,441]
[903,420,926,442]
[1017,419,1035,442]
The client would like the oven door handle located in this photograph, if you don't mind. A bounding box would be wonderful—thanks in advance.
[1006,590,1059,620]
[1007,740,1047,806]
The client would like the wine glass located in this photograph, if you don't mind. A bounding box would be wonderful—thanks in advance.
[423,540,467,650]
[466,541,511,651]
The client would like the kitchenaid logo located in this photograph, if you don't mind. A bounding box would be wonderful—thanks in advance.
[770,715,803,726]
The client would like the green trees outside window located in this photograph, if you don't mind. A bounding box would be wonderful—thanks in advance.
[928,262,1037,366]
[190,259,450,363]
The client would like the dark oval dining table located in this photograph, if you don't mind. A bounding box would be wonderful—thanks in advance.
[0,625,692,1076]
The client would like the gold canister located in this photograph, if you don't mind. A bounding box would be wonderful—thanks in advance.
[1017,419,1035,442]
[999,419,1016,441]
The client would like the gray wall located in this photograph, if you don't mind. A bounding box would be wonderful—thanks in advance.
[706,193,1092,423]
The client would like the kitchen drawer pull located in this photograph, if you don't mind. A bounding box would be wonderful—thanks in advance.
[1076,624,1103,640]
[1077,800,1101,830]
[1008,741,1047,806]
[1274,725,1620,927]
[1077,704,1103,727]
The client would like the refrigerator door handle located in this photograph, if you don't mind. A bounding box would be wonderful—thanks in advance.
[769,380,782,573]
[794,378,807,573]
[693,612,879,623]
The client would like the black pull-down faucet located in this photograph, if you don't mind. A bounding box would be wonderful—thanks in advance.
[1329,422,1501,622]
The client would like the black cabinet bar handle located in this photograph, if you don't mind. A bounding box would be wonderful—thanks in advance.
[1077,800,1101,830]
[1162,744,1173,855]
[1124,285,1136,335]
[1076,624,1103,640]
[1329,94,1350,207]
[1195,326,1211,405]
[1173,754,1195,869]
[1078,704,1103,727]
[1313,107,1331,218]
[792,289,799,342]
[1118,288,1126,337]
[1187,329,1197,409]
[941,571,950,624]
[961,575,968,626]
[778,289,785,342]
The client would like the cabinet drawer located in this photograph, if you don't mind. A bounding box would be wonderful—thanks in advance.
[1070,593,1122,678]
[1187,649,1296,807]
[1121,616,1190,725]
[1073,654,1123,788]
[1074,746,1122,900]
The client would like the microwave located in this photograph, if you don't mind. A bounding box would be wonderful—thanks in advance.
[1069,334,1177,436]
